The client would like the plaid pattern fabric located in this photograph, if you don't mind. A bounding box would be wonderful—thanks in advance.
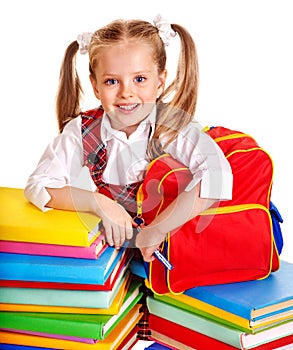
[82,110,152,338]
[132,249,153,340]
[81,108,142,213]
[137,303,151,340]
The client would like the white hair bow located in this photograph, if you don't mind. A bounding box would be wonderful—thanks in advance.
[77,32,93,55]
[153,14,176,46]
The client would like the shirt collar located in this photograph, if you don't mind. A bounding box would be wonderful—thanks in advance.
[100,106,156,143]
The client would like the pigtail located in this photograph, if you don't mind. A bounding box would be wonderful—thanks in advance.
[161,23,199,117]
[149,23,199,158]
[56,41,83,133]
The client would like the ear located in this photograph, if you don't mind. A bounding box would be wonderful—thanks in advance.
[157,69,167,97]
[90,75,100,100]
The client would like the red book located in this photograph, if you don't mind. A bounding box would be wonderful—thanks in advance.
[117,325,139,350]
[149,314,293,350]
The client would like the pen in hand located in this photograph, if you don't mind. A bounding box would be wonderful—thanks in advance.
[134,217,174,271]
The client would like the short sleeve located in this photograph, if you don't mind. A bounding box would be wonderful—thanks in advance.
[24,117,89,211]
[161,122,233,200]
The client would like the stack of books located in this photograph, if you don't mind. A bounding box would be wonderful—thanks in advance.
[0,187,143,349]
[146,260,293,349]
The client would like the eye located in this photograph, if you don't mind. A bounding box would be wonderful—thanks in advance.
[135,76,146,83]
[105,78,118,85]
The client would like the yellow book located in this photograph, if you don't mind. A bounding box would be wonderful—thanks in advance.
[0,187,101,246]
[0,275,130,314]
[0,304,143,349]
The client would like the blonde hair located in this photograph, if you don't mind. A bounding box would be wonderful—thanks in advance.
[56,19,199,157]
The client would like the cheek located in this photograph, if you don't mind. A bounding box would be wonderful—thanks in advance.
[98,89,113,104]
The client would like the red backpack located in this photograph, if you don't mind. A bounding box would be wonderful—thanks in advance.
[138,126,282,294]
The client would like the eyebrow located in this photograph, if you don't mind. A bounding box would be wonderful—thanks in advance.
[102,70,152,77]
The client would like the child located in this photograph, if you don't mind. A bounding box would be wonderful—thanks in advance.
[24,15,233,263]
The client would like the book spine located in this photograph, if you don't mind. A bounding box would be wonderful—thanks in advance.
[0,248,124,284]
[157,294,251,333]
[0,287,113,308]
[0,312,104,339]
[0,235,105,259]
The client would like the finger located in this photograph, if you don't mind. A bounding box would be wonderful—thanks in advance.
[125,223,133,240]
[131,218,138,228]
[103,223,114,247]
[142,252,155,262]
[113,226,124,249]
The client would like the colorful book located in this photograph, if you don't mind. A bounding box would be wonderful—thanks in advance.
[0,245,127,284]
[3,325,140,346]
[130,258,147,278]
[155,292,293,334]
[184,260,293,321]
[150,314,237,349]
[147,296,293,349]
[0,233,107,259]
[0,345,56,350]
[0,269,130,309]
[151,331,196,350]
[0,249,131,291]
[0,272,130,315]
[116,325,139,350]
[0,304,143,349]
[0,279,143,340]
[0,187,102,246]
[144,342,173,349]
[149,314,293,350]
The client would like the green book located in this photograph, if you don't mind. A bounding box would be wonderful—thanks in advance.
[155,293,251,334]
[0,280,142,340]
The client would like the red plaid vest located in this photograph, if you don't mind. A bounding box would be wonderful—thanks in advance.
[81,107,142,215]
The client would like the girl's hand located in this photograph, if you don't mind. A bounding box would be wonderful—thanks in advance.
[138,243,158,262]
[135,225,166,262]
[93,193,133,249]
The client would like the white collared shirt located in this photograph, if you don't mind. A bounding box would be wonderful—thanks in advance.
[24,107,233,211]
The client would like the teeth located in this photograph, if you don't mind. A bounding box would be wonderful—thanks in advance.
[119,104,138,110]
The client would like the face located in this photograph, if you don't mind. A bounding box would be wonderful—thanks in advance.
[90,41,167,136]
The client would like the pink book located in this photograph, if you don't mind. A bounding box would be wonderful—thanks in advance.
[0,233,106,259]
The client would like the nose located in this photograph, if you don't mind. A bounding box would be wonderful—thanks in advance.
[119,81,134,99]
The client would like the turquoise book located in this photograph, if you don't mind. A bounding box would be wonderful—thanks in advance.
[183,260,293,321]
[0,269,130,309]
[0,246,126,285]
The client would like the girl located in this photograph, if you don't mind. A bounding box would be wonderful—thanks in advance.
[24,15,233,263]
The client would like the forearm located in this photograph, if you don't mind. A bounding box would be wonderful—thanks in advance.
[45,186,99,214]
[150,183,215,235]
[136,182,216,254]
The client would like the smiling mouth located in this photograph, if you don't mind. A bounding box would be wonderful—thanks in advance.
[117,104,139,111]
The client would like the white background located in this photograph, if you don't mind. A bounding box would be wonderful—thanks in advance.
[0,1,292,348]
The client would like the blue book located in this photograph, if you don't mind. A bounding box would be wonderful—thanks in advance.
[0,246,126,285]
[184,260,293,320]
[130,259,147,279]
[144,342,173,350]
[0,345,54,350]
